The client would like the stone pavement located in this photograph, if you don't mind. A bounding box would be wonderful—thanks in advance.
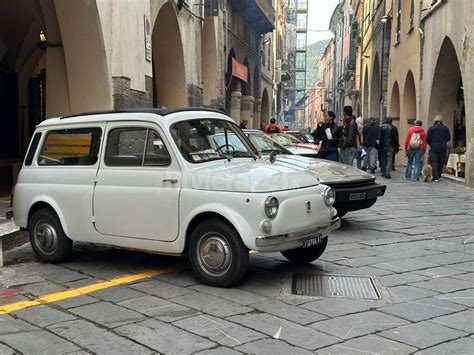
[0,171,473,354]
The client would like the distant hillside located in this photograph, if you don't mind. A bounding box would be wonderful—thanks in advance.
[306,39,330,88]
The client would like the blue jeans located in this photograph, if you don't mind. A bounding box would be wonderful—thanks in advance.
[406,149,423,180]
[363,146,378,170]
[340,147,356,166]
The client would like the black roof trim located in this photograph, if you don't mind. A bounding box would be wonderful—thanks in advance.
[60,107,228,119]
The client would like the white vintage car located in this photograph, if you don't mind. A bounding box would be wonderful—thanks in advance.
[13,108,339,287]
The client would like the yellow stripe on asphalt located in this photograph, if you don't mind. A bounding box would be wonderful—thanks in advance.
[0,264,188,315]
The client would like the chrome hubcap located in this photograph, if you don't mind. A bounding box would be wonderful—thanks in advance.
[33,220,58,256]
[197,233,232,277]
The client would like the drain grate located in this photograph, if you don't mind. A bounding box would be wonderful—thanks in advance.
[292,273,381,299]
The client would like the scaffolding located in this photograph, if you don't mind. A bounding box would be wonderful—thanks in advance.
[283,0,308,129]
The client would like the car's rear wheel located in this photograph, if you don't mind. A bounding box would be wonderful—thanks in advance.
[281,237,328,264]
[189,219,248,287]
[29,208,72,263]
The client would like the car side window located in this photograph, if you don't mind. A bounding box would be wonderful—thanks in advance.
[38,128,102,166]
[144,130,172,166]
[105,127,171,167]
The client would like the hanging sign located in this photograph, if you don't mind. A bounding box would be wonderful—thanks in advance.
[144,15,152,62]
[232,57,248,82]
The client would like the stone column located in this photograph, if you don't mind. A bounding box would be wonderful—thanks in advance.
[230,91,242,124]
[240,96,255,128]
[253,98,262,129]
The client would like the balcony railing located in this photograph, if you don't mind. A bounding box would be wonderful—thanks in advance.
[229,0,275,34]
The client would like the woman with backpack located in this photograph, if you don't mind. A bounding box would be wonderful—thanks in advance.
[404,119,427,181]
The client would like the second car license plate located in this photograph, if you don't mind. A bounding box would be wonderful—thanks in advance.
[302,235,322,248]
[349,192,366,201]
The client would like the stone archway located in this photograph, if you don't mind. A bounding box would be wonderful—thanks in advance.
[152,2,186,108]
[401,70,417,145]
[370,54,381,120]
[0,0,110,193]
[389,81,401,120]
[362,67,369,120]
[428,37,464,143]
[201,17,218,107]
[261,88,270,125]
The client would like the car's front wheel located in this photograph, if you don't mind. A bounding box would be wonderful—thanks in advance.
[189,219,248,287]
[29,208,73,263]
[280,237,328,264]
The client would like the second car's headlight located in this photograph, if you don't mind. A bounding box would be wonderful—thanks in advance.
[264,196,279,218]
[324,187,336,206]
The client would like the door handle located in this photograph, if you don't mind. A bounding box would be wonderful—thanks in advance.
[162,179,178,184]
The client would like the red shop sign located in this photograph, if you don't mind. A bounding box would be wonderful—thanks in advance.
[232,57,248,83]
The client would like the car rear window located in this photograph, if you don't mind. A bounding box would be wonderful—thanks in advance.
[24,132,42,166]
[38,128,102,166]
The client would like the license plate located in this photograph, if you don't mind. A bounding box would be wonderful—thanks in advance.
[302,235,323,248]
[349,192,366,201]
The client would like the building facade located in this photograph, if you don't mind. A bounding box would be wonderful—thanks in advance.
[322,0,473,186]
[418,0,473,186]
[0,0,275,193]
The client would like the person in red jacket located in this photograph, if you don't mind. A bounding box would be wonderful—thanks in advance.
[265,118,282,134]
[404,119,427,181]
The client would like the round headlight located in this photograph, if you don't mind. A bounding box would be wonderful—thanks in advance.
[324,187,336,206]
[264,196,279,219]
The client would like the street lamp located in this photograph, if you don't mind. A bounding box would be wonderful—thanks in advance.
[36,30,63,51]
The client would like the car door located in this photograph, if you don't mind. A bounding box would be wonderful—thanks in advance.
[93,122,181,241]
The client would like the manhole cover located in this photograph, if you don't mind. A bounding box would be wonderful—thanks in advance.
[292,273,381,299]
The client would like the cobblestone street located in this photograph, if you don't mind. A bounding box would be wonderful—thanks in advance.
[1,172,473,354]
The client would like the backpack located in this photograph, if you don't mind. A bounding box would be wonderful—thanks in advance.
[409,131,422,149]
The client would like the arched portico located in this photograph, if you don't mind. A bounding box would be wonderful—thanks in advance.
[0,0,110,193]
[362,67,369,120]
[261,88,270,125]
[401,70,417,148]
[370,54,381,120]
[428,37,464,142]
[152,2,186,108]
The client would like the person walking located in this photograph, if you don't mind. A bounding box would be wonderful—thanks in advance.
[311,111,340,162]
[355,117,364,169]
[426,115,451,182]
[340,106,358,166]
[404,119,427,181]
[362,117,380,173]
[265,118,282,134]
[379,117,399,179]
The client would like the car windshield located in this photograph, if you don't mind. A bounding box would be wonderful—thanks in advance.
[287,132,306,142]
[272,134,300,146]
[247,133,288,154]
[171,119,257,163]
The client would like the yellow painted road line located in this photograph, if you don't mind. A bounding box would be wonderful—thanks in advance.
[0,264,188,315]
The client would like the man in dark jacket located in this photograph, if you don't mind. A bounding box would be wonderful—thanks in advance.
[379,117,399,178]
[362,117,380,173]
[311,111,340,161]
[427,115,451,182]
[340,106,358,166]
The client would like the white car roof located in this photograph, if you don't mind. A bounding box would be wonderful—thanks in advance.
[37,108,234,129]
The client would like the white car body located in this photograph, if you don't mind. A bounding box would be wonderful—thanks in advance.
[14,109,339,258]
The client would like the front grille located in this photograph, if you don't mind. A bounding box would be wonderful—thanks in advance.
[327,179,376,189]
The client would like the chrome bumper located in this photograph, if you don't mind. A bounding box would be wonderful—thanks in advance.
[255,218,341,252]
